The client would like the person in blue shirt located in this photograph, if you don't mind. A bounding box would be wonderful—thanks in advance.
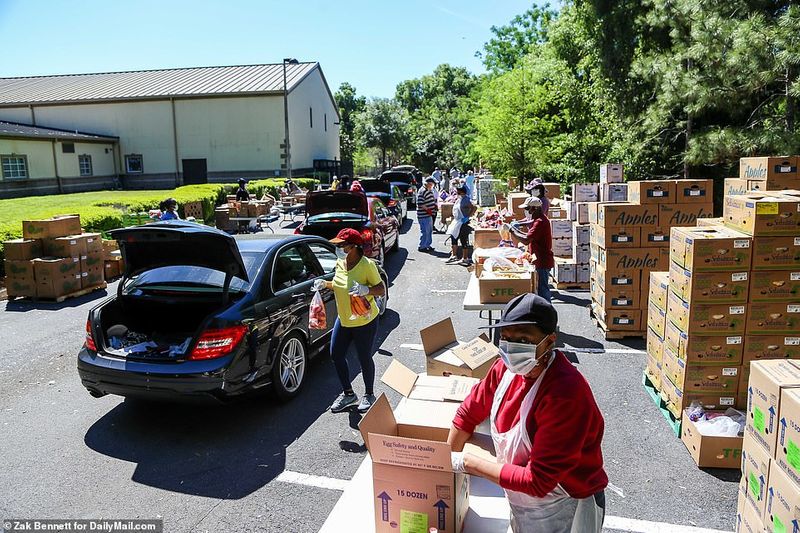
[159,198,180,221]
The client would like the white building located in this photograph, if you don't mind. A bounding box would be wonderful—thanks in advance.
[0,62,340,198]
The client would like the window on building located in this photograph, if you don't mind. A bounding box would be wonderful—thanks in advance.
[62,142,75,153]
[125,154,143,174]
[324,113,327,132]
[79,154,93,177]
[1,155,28,179]
[309,107,313,128]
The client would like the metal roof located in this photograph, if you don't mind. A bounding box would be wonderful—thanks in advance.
[0,62,320,106]
[0,121,118,142]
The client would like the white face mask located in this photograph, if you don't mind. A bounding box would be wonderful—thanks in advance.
[499,337,552,375]
[336,247,349,260]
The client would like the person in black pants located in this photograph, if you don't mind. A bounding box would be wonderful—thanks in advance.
[235,178,250,201]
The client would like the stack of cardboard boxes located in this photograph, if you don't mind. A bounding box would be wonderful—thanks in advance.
[589,177,714,337]
[725,156,800,196]
[3,215,107,300]
[737,359,800,531]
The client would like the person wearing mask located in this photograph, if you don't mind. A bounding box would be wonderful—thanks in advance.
[525,179,550,216]
[510,197,554,301]
[350,180,364,193]
[330,176,340,191]
[416,176,437,252]
[444,184,475,266]
[448,293,607,533]
[235,178,250,201]
[159,198,180,221]
[465,170,476,199]
[432,166,442,187]
[313,229,386,413]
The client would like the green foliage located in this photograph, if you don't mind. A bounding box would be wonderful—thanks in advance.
[477,4,557,74]
[334,82,367,164]
[355,98,410,169]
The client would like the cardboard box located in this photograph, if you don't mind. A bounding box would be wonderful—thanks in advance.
[592,283,640,310]
[600,163,624,184]
[591,224,641,248]
[648,300,667,338]
[661,344,739,394]
[101,239,119,259]
[669,262,750,304]
[22,215,81,239]
[665,319,744,365]
[746,302,800,335]
[725,178,751,197]
[543,182,561,200]
[749,270,800,301]
[649,271,670,313]
[670,226,753,272]
[681,411,743,468]
[5,276,36,298]
[42,235,88,258]
[659,373,736,419]
[724,194,800,236]
[741,430,772,520]
[751,236,800,270]
[36,274,82,299]
[573,244,590,265]
[776,388,800,487]
[4,259,35,279]
[576,202,591,224]
[592,305,642,331]
[81,266,104,289]
[547,204,568,220]
[746,360,800,457]
[740,156,797,181]
[645,350,662,390]
[478,271,535,304]
[420,318,498,379]
[744,336,800,367]
[553,259,576,284]
[573,223,590,245]
[32,257,80,279]
[737,490,766,533]
[598,247,669,278]
[552,239,573,258]
[82,232,102,253]
[658,203,715,227]
[104,258,122,279]
[627,180,677,205]
[508,193,530,220]
[748,175,800,192]
[697,217,726,228]
[648,326,665,358]
[674,179,713,203]
[576,264,590,283]
[667,289,747,335]
[766,458,800,533]
[590,203,659,227]
[359,394,470,533]
[473,228,501,249]
[550,219,573,239]
[594,261,640,290]
[640,226,671,248]
[80,251,104,271]
[600,183,628,202]
[3,238,42,261]
[572,183,599,202]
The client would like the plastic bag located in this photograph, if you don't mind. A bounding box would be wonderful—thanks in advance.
[694,416,743,437]
[309,290,327,330]
[349,294,372,320]
[484,256,518,274]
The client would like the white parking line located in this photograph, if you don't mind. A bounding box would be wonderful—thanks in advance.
[431,289,467,293]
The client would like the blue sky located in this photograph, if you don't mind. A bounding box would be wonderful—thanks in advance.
[0,0,539,99]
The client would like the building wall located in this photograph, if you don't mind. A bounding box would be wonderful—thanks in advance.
[287,68,340,170]
[54,140,116,178]
[0,138,55,179]
[0,107,34,123]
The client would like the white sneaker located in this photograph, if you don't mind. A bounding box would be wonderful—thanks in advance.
[444,256,459,264]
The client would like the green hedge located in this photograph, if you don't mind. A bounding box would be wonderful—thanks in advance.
[0,178,317,277]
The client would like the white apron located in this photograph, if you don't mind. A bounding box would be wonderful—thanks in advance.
[446,199,464,241]
[491,359,604,533]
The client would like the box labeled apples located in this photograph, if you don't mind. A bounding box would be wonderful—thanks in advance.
[765,457,800,533]
[670,226,753,272]
[590,203,659,227]
[725,178,751,197]
[22,215,81,239]
[749,270,800,301]
[649,271,669,313]
[674,179,713,203]
[741,430,772,519]
[571,183,599,202]
[665,319,743,365]
[600,163,624,184]
[593,260,640,290]
[592,283,640,310]
[2,238,42,261]
[640,226,671,248]
[627,180,677,204]
[550,219,573,239]
[668,262,749,304]
[667,289,747,335]
[744,336,800,367]
[552,239,573,258]
[751,236,800,270]
[746,302,800,335]
[420,318,498,379]
[776,388,800,487]
[740,156,797,181]
[680,411,743,469]
[590,224,640,248]
[746,360,800,457]
[598,247,668,278]
[723,194,800,236]
[592,305,642,331]
[658,203,715,227]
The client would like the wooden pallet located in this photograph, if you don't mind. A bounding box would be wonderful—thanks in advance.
[555,282,589,291]
[8,282,108,303]
[592,315,645,340]
[641,372,681,437]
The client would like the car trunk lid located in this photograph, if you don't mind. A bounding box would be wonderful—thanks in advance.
[305,191,369,218]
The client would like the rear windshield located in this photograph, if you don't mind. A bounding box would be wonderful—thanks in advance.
[381,172,414,185]
[127,251,262,293]
[360,181,390,194]
[308,193,368,216]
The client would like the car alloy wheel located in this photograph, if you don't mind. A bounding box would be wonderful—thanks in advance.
[272,334,307,401]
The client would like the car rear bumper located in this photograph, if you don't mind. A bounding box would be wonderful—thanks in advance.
[77,348,251,403]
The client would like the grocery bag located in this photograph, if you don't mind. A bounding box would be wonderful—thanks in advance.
[309,290,327,330]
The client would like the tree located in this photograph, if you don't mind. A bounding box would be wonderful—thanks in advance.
[477,4,557,74]
[334,82,366,166]
[355,98,409,171]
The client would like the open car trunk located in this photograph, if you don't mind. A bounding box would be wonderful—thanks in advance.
[302,219,369,240]
[96,295,229,361]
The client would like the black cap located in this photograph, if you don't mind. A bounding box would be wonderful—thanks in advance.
[482,293,558,334]
[425,176,437,184]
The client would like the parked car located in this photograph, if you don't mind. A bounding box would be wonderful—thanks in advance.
[78,223,366,403]
[380,170,418,208]
[296,190,400,265]
[391,165,424,183]
[359,178,407,223]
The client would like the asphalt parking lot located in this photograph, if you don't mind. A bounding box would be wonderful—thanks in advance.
[0,216,738,532]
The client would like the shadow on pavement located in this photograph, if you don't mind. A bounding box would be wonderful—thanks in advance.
[552,291,591,306]
[399,218,413,235]
[3,287,111,312]
[701,468,741,483]
[557,331,605,351]
[83,354,345,500]
[382,248,408,285]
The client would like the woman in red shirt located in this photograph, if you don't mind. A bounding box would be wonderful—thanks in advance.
[448,293,607,532]
[510,197,554,302]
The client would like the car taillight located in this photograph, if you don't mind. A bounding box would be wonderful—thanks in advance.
[294,226,302,235]
[189,325,248,360]
[407,187,414,194]
[85,320,97,351]
[387,199,397,207]
[361,229,373,242]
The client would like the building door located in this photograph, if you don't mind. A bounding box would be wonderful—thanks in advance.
[182,159,207,184]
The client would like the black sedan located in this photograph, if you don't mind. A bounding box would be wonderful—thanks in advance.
[78,222,347,403]
[359,178,408,223]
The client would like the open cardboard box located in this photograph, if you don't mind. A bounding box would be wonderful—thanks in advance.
[359,394,495,533]
[420,318,499,379]
[680,411,743,469]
